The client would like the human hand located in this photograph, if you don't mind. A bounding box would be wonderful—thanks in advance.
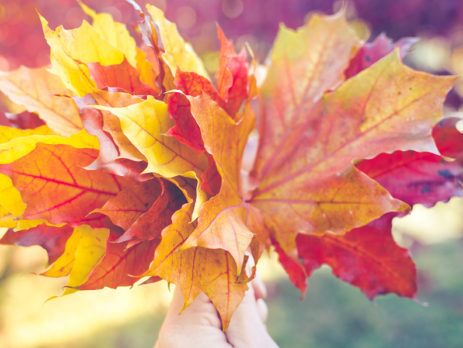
[155,278,278,348]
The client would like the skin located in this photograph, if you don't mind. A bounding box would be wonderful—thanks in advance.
[155,277,278,348]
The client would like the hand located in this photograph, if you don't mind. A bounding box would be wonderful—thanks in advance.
[155,278,278,348]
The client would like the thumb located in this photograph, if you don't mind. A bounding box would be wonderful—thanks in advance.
[225,282,278,348]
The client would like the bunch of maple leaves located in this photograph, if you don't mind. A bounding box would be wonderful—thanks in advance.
[0,2,462,329]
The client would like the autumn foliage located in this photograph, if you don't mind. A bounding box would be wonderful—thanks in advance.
[0,2,461,329]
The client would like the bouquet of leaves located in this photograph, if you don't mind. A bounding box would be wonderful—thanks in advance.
[0,2,461,329]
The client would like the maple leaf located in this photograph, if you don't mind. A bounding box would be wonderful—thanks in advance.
[179,12,454,311]
[174,72,224,110]
[286,120,463,298]
[345,33,417,78]
[79,236,158,290]
[145,5,208,78]
[88,60,158,96]
[77,3,160,95]
[432,117,463,161]
[78,2,138,68]
[166,92,205,151]
[94,96,209,178]
[0,225,73,263]
[166,91,220,197]
[168,26,249,145]
[271,237,307,294]
[39,16,117,96]
[216,27,250,116]
[163,27,250,199]
[0,144,120,225]
[147,28,255,268]
[0,111,45,130]
[0,125,97,164]
[147,203,248,329]
[79,90,149,177]
[0,67,83,136]
[358,151,463,207]
[115,180,186,243]
[250,14,454,252]
[181,96,256,269]
[40,5,157,97]
[80,107,148,177]
[297,213,417,299]
[43,224,110,295]
[94,179,162,231]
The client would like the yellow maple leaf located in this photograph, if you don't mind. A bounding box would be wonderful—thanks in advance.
[146,5,209,78]
[0,67,83,135]
[79,1,138,68]
[147,203,248,329]
[0,174,26,218]
[40,15,125,96]
[43,224,109,295]
[40,15,97,96]
[0,125,52,144]
[0,129,98,164]
[79,2,157,90]
[180,96,256,270]
[94,96,208,178]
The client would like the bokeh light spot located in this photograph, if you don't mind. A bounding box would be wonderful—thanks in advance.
[176,6,197,31]
[222,0,244,19]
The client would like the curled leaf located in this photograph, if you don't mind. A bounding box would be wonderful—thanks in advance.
[43,224,110,295]
[0,67,82,135]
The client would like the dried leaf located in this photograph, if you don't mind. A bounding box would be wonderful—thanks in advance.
[0,144,120,224]
[147,203,248,329]
[80,236,157,290]
[432,117,463,161]
[146,5,208,78]
[43,224,110,295]
[0,67,83,135]
[297,213,417,299]
[251,15,454,250]
[0,224,73,263]
[94,96,208,178]
[182,96,255,268]
[358,151,463,206]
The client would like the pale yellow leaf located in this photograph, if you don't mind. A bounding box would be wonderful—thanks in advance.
[146,5,208,78]
[0,67,83,135]
[94,96,208,178]
[0,129,98,164]
[43,224,109,295]
[79,2,137,67]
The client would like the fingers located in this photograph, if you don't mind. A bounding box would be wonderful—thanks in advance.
[251,276,269,322]
[256,298,268,322]
[156,278,277,348]
[160,286,223,333]
[165,284,186,314]
[252,276,268,300]
[156,287,231,348]
[226,281,278,348]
